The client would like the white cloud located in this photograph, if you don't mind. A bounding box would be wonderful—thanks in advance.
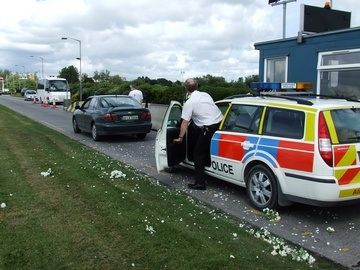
[0,0,358,81]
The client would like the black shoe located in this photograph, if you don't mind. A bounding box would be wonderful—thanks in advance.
[188,183,206,190]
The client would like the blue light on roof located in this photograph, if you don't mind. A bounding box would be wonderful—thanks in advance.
[250,82,281,90]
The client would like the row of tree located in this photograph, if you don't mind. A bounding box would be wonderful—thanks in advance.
[0,66,258,104]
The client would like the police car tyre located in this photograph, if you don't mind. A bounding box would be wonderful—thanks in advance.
[246,164,278,210]
[72,117,81,133]
[91,123,101,141]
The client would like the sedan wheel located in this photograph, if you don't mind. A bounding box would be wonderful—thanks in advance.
[246,164,278,210]
[91,124,101,141]
[72,118,81,133]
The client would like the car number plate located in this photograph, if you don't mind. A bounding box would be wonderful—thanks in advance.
[122,115,138,120]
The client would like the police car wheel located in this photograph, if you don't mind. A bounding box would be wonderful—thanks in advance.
[246,164,278,210]
[91,123,101,141]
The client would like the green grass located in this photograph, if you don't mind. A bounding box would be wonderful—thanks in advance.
[0,105,344,270]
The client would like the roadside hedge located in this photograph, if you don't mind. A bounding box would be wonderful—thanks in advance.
[69,79,253,104]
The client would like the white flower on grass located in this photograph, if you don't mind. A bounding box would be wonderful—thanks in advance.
[326,226,335,233]
[146,225,156,234]
[1,202,6,208]
[110,170,126,179]
[248,227,316,265]
[262,208,281,222]
[229,255,235,259]
[41,168,53,177]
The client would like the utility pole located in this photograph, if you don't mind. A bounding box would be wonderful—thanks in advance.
[269,0,297,38]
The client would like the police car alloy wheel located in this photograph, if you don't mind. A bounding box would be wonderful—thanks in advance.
[246,164,278,210]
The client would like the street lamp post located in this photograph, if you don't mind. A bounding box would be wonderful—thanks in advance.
[15,64,25,76]
[30,56,44,78]
[61,37,82,101]
[15,65,26,90]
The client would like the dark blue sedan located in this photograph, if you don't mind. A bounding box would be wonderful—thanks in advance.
[72,95,152,141]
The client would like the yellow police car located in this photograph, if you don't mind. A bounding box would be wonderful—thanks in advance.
[155,83,360,209]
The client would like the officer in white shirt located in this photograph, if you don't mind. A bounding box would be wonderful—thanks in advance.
[128,84,143,104]
[174,78,223,190]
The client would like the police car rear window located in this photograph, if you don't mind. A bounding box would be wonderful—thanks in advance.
[222,104,262,133]
[263,108,304,139]
[331,108,360,144]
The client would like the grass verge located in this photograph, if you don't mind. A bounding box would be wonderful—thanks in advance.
[0,105,344,270]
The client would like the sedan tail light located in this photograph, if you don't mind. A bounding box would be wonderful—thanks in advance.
[140,112,151,121]
[104,113,118,121]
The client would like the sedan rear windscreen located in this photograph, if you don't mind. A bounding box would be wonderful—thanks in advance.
[100,97,141,108]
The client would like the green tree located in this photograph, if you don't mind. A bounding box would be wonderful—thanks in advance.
[109,75,124,84]
[93,70,111,81]
[59,66,79,84]
[244,74,259,87]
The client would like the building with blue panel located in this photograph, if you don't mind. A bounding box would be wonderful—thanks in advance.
[254,27,360,98]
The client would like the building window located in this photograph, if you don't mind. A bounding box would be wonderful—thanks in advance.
[318,49,360,99]
[265,57,287,82]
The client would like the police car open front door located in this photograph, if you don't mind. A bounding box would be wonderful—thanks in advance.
[155,101,186,172]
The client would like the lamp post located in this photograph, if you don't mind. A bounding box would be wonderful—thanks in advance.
[30,55,44,78]
[15,64,25,76]
[61,37,82,101]
[15,65,26,90]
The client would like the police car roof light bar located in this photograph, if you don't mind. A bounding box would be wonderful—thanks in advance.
[250,82,312,92]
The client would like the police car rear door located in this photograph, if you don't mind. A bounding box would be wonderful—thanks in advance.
[155,101,186,172]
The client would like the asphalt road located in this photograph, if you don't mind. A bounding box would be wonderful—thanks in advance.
[1,95,359,269]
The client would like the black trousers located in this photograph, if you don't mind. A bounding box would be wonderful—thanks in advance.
[192,123,220,185]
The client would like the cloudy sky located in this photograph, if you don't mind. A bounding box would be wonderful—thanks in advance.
[0,0,358,81]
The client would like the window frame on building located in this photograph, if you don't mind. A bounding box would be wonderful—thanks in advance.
[264,56,288,82]
[317,48,360,98]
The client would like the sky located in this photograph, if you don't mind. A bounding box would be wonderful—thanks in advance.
[0,0,358,82]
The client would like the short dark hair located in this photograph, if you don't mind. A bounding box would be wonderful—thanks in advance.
[184,78,198,92]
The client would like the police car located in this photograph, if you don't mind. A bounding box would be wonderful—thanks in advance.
[155,82,360,209]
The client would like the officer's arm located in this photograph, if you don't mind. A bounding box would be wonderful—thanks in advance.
[173,119,189,143]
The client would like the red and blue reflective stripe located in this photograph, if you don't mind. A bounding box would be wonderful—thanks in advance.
[211,132,314,172]
[258,138,314,172]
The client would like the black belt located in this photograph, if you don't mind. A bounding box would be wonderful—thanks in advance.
[201,122,221,133]
[204,122,220,129]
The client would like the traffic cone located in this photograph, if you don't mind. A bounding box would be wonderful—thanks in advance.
[52,99,57,109]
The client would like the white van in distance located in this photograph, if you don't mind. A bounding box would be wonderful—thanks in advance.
[37,77,71,104]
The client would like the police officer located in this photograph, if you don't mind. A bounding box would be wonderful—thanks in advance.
[173,78,223,190]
